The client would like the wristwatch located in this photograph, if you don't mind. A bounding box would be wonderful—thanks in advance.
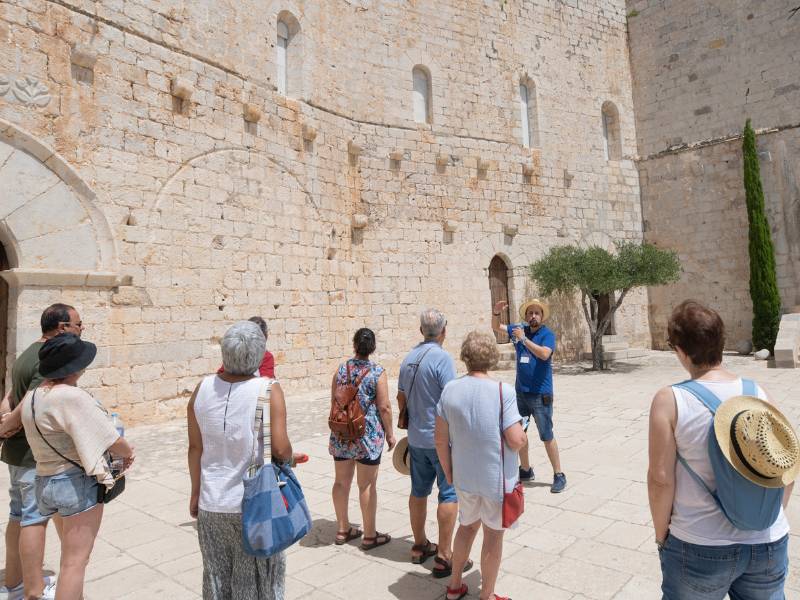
[493,312,501,316]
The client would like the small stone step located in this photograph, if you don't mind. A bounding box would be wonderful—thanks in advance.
[582,348,648,362]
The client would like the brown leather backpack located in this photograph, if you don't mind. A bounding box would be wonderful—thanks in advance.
[328,363,369,440]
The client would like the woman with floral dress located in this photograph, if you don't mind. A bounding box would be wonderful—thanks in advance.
[329,328,396,549]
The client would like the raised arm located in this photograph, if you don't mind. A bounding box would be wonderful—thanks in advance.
[492,300,510,334]
[647,386,678,545]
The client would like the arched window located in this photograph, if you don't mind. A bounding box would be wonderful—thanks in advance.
[276,13,301,97]
[601,101,622,160]
[519,79,539,148]
[276,20,289,96]
[412,65,432,124]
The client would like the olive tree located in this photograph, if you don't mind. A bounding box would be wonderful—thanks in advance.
[530,241,681,370]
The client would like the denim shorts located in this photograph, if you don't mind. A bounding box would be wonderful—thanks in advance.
[8,464,48,526]
[35,467,99,518]
[409,446,457,503]
[659,533,788,599]
[517,392,554,442]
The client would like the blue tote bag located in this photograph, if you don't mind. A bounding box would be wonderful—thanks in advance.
[242,380,312,557]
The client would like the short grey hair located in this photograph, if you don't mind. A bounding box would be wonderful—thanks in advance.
[221,321,266,375]
[420,308,447,340]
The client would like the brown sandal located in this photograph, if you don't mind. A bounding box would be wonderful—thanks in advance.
[361,532,391,550]
[334,526,362,545]
[411,539,438,564]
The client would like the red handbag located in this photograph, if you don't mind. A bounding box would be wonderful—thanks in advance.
[499,382,524,528]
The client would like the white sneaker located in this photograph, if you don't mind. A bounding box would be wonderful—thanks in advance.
[0,582,23,600]
[39,581,56,600]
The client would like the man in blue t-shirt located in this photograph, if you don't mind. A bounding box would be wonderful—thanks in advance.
[398,308,466,577]
[492,298,566,493]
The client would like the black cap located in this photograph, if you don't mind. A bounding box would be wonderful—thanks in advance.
[38,333,97,379]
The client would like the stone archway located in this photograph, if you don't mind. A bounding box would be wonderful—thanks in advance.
[0,120,117,276]
[0,120,119,367]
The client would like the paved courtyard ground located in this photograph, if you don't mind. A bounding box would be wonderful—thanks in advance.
[1,351,800,599]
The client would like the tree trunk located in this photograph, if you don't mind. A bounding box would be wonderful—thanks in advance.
[591,332,604,370]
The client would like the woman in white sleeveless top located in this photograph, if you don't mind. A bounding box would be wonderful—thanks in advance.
[188,321,292,600]
[648,301,794,599]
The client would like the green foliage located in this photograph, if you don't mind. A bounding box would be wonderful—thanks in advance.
[743,119,781,353]
[627,9,640,18]
[530,241,680,369]
[530,241,680,299]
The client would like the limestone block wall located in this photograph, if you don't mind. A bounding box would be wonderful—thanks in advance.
[0,0,647,422]
[627,0,800,348]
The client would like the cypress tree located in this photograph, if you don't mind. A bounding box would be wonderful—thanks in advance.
[742,119,781,353]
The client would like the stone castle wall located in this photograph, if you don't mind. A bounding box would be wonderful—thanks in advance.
[627,0,800,348]
[0,0,647,421]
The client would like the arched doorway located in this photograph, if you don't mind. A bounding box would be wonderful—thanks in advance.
[0,243,8,397]
[489,255,511,343]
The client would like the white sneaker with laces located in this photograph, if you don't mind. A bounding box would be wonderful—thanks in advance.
[39,581,56,600]
[0,582,23,600]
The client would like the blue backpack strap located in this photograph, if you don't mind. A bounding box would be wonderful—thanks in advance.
[676,452,718,500]
[741,378,757,396]
[674,380,722,415]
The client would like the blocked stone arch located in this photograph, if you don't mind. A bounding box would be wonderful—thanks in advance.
[0,120,119,388]
[0,120,118,275]
[578,230,615,251]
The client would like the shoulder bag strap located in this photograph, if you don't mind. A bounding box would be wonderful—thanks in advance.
[30,389,84,473]
[741,378,757,396]
[248,379,272,476]
[499,381,506,496]
[405,346,435,408]
[674,380,722,415]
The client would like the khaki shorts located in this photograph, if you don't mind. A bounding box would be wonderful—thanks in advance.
[456,489,515,531]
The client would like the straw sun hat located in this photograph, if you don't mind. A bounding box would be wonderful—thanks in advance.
[392,437,411,476]
[715,395,800,488]
[518,298,549,322]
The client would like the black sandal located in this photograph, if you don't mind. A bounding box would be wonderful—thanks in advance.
[334,526,363,545]
[411,539,438,564]
[361,532,391,551]
[432,555,473,579]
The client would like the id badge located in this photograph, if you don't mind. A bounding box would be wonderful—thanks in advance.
[520,356,530,364]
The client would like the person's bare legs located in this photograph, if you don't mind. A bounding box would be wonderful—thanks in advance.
[356,463,380,538]
[518,438,531,471]
[4,520,22,588]
[435,502,458,562]
[478,524,505,600]
[332,460,356,534]
[447,521,480,598]
[544,438,562,474]
[19,521,48,599]
[56,503,103,600]
[409,495,429,553]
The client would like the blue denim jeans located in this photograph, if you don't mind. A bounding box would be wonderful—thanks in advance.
[659,533,788,599]
[35,467,99,518]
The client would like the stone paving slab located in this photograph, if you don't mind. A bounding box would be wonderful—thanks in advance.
[1,351,800,599]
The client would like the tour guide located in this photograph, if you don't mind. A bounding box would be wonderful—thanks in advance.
[492,298,566,493]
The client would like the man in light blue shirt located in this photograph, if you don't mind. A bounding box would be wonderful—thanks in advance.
[398,309,461,577]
